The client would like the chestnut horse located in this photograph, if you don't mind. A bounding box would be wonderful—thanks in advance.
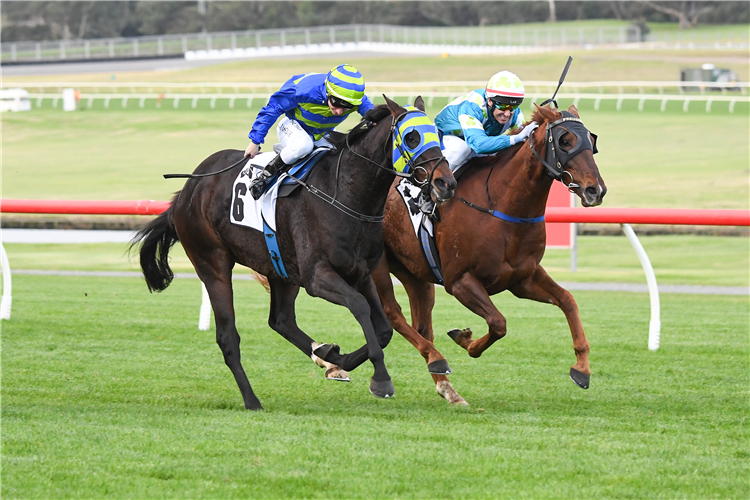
[370,104,607,404]
[131,97,455,410]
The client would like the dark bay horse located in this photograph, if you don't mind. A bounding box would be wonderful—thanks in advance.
[371,104,606,404]
[131,97,455,410]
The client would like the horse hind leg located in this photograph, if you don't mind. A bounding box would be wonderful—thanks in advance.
[447,273,508,358]
[176,213,262,410]
[200,264,263,410]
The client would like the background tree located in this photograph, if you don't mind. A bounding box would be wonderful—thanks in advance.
[638,1,715,28]
[1,0,747,42]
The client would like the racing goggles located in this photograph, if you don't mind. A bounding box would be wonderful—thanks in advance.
[489,96,522,112]
[328,95,355,110]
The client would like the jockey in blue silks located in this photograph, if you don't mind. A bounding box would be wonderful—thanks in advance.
[435,70,538,174]
[244,64,375,199]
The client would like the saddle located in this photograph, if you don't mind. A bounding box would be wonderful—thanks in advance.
[252,145,334,198]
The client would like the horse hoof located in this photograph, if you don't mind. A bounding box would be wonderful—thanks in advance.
[313,343,340,361]
[325,367,351,382]
[570,368,590,389]
[427,359,452,375]
[436,380,468,406]
[447,327,472,343]
[369,378,395,398]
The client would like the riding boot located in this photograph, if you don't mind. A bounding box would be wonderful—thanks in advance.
[250,154,288,200]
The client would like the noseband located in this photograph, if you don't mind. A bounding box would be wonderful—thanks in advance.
[529,110,598,190]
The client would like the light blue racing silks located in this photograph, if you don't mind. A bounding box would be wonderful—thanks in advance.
[434,89,524,154]
[392,105,443,174]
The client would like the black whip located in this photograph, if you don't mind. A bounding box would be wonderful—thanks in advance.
[540,56,573,108]
[164,154,249,179]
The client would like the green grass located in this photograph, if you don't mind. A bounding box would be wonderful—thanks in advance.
[4,234,749,287]
[2,274,748,498]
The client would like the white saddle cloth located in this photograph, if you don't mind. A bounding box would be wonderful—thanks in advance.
[230,152,283,232]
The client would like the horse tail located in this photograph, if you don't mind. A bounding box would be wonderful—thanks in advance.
[252,271,270,293]
[130,197,179,293]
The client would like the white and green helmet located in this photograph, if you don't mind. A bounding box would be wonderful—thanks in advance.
[485,70,525,107]
[325,64,366,107]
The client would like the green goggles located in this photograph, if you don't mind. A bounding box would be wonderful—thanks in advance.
[489,97,522,112]
[328,95,355,110]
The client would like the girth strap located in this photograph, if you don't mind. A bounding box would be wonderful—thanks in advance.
[262,216,289,279]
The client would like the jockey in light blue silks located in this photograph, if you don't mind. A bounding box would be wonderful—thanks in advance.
[435,70,538,174]
[244,64,375,199]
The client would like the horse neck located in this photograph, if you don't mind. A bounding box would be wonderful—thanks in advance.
[326,125,396,215]
[486,138,554,217]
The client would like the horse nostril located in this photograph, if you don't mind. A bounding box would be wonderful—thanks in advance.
[585,186,599,199]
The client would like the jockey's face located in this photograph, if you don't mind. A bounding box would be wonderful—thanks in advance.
[328,95,353,116]
[491,105,514,125]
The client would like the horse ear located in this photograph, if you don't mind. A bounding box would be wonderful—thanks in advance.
[534,103,559,123]
[568,104,580,118]
[413,96,426,112]
[383,95,405,116]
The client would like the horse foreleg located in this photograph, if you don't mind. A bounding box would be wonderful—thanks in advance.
[307,262,394,398]
[267,281,350,382]
[509,266,591,389]
[447,272,508,358]
[398,269,468,406]
[373,255,452,375]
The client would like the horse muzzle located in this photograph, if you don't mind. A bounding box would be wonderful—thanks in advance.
[578,183,606,207]
[431,175,457,204]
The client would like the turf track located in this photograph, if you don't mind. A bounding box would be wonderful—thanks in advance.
[2,274,748,498]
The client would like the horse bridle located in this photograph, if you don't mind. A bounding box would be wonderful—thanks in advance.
[528,110,598,191]
[344,108,447,189]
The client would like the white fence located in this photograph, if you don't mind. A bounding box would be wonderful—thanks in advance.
[8,80,748,114]
[3,23,749,63]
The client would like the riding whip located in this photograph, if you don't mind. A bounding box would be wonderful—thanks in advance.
[540,56,573,109]
[163,154,249,179]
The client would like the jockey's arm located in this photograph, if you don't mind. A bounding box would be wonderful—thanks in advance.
[357,95,375,116]
[248,87,298,146]
[462,106,526,154]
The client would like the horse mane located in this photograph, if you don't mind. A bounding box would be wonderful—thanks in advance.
[326,104,392,149]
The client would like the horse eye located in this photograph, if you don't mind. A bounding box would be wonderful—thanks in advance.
[404,130,421,149]
[560,138,571,148]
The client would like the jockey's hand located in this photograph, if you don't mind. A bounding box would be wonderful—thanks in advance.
[244,142,260,158]
[510,122,539,146]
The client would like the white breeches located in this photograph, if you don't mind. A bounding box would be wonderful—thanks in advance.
[441,135,477,172]
[277,116,332,164]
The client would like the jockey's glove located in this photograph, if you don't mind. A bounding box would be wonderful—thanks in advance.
[510,122,539,146]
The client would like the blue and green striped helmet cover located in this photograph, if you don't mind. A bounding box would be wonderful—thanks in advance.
[392,105,442,174]
[325,64,365,106]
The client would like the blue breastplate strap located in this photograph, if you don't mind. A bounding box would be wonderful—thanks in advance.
[262,216,288,278]
[419,221,444,285]
[458,197,545,224]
